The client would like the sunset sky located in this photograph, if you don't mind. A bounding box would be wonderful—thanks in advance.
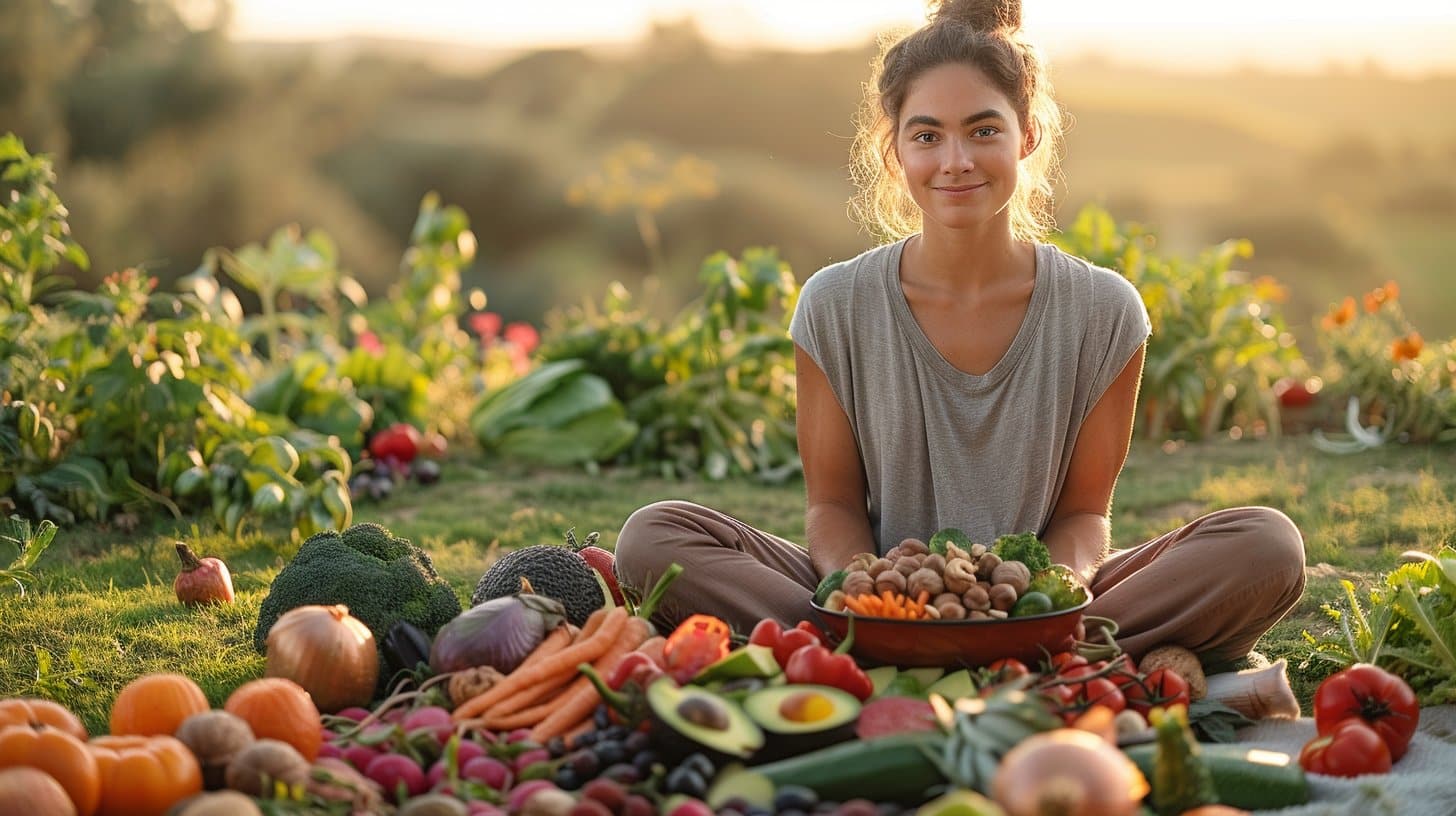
[229,1,1456,74]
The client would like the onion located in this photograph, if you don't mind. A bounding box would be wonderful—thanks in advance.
[264,605,378,713]
[430,586,566,674]
[991,728,1149,816]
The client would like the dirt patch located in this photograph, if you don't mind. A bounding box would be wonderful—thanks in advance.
[1306,562,1364,582]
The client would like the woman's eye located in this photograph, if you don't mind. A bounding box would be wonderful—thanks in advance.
[913,132,937,144]
[973,126,998,138]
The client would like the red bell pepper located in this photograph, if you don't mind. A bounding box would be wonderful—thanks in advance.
[783,617,873,701]
[748,619,828,669]
[663,614,732,684]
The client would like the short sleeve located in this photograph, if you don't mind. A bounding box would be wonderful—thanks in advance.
[1084,269,1152,419]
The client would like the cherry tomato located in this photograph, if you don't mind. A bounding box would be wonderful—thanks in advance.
[1080,677,1127,714]
[1049,652,1088,674]
[1123,668,1191,714]
[988,658,1030,680]
[1300,718,1393,777]
[1313,663,1420,761]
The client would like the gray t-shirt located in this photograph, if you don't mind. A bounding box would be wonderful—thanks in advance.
[789,237,1151,555]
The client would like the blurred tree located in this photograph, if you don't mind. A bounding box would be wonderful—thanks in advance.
[0,0,90,154]
[64,0,240,161]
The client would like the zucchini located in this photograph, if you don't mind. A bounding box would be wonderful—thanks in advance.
[813,569,847,605]
[1123,743,1310,811]
[752,731,946,804]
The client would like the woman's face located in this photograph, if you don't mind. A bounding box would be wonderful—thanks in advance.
[894,62,1030,233]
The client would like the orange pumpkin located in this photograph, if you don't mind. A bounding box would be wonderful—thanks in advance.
[89,735,202,816]
[109,673,210,737]
[0,698,87,741]
[0,723,101,816]
[0,766,78,815]
[223,678,322,761]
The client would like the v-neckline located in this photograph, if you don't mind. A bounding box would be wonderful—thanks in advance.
[884,237,1050,388]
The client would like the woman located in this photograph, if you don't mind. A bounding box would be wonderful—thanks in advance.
[615,0,1305,664]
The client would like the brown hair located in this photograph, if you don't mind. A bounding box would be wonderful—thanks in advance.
[849,0,1064,242]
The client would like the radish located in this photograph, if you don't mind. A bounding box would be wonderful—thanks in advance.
[336,706,373,722]
[469,803,508,816]
[342,743,382,771]
[511,747,551,773]
[507,780,559,814]
[461,756,514,791]
[402,705,456,746]
[366,752,429,797]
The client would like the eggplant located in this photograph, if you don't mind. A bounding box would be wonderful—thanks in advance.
[382,620,434,678]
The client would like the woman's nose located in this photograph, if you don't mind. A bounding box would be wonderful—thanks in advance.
[943,140,975,173]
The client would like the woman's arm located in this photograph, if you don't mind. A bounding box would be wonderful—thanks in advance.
[795,344,877,579]
[1042,343,1146,587]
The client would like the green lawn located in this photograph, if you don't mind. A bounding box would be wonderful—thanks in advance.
[3,438,1453,735]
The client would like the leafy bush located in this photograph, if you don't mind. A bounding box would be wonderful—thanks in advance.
[536,247,800,480]
[1312,282,1456,446]
[1054,205,1305,440]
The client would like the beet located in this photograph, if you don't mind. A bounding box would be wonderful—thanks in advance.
[853,697,939,739]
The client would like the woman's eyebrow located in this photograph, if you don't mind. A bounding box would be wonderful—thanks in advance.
[904,109,1006,128]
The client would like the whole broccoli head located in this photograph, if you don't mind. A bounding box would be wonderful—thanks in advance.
[253,522,462,655]
[990,532,1052,574]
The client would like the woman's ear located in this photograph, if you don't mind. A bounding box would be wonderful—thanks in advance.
[1022,126,1040,159]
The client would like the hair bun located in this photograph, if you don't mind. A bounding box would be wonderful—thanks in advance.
[931,0,1022,32]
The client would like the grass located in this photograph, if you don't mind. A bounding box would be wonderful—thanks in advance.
[2,439,1454,735]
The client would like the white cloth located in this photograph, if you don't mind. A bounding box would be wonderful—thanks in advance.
[1234,704,1456,814]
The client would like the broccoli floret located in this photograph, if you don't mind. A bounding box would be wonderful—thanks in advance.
[990,532,1052,574]
[253,522,462,655]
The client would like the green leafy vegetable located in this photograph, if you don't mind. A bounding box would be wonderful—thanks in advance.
[1026,565,1087,611]
[990,532,1052,574]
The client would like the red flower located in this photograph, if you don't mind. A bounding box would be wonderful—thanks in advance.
[468,311,502,343]
[504,322,539,355]
[357,330,383,356]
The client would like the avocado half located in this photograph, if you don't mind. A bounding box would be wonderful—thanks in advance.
[645,677,764,765]
[740,683,861,763]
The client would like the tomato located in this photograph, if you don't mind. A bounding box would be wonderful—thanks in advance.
[1122,668,1191,715]
[1080,677,1127,714]
[1300,718,1393,777]
[1048,652,1088,674]
[988,658,1030,680]
[1313,663,1420,761]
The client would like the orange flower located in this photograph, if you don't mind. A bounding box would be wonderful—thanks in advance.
[1391,332,1423,362]
[1363,280,1400,313]
[1321,296,1357,330]
[1252,275,1288,304]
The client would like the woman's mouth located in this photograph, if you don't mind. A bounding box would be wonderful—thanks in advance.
[936,183,987,193]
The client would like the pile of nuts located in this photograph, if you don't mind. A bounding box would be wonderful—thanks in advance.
[825,537,1033,620]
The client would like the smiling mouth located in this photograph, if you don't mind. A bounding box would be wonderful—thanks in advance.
[936,183,986,192]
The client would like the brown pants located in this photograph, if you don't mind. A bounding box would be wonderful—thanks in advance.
[614,501,1306,663]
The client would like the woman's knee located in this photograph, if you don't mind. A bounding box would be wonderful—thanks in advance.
[1239,507,1307,593]
[614,500,705,583]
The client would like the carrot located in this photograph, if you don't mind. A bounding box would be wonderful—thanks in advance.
[452,606,630,722]
[528,616,654,742]
[513,623,575,671]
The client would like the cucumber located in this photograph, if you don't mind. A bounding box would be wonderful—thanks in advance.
[752,731,946,804]
[1123,742,1309,811]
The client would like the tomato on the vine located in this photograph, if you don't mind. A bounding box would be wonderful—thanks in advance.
[988,658,1030,680]
[1300,718,1393,777]
[1048,652,1088,674]
[1122,668,1191,714]
[1313,663,1420,761]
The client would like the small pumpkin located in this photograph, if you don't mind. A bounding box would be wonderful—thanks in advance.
[0,723,101,816]
[110,673,210,737]
[0,698,87,741]
[0,766,78,816]
[89,734,203,816]
[172,711,254,791]
[173,543,235,607]
[264,605,378,713]
[223,678,322,761]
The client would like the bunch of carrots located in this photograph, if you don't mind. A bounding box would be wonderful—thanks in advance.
[842,589,933,620]
[450,605,663,742]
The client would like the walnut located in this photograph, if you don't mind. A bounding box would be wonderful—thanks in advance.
[874,568,907,595]
[975,552,1002,581]
[449,666,505,708]
[935,600,967,620]
[921,553,946,575]
[943,559,978,595]
[895,555,924,576]
[988,583,1019,612]
[867,558,895,578]
[841,570,875,598]
[962,584,991,612]
[907,567,945,599]
[991,561,1032,596]
[899,538,929,556]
